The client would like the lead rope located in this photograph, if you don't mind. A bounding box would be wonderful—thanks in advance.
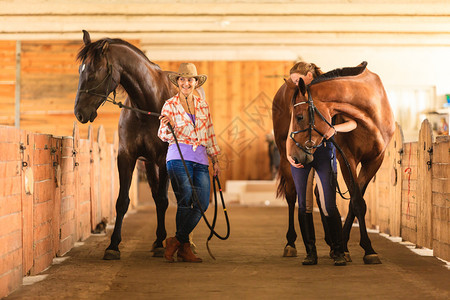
[206,175,231,259]
[329,136,356,199]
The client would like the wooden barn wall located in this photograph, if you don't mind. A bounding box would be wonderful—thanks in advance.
[0,41,16,126]
[0,123,122,298]
[336,120,449,262]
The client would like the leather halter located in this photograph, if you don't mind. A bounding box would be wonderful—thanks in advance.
[78,58,117,105]
[289,85,335,155]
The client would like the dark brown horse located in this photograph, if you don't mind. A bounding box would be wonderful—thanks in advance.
[272,62,395,264]
[74,30,178,260]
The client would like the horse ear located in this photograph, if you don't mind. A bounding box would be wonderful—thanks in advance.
[102,41,109,54]
[82,30,91,45]
[285,78,297,89]
[298,78,307,96]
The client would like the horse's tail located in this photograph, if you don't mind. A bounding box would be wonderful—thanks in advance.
[276,170,287,199]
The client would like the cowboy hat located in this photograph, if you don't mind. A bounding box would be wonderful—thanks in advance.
[168,63,207,88]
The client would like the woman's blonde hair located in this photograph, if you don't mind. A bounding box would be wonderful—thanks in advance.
[289,62,323,79]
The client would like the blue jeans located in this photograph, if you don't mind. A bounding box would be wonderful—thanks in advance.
[290,142,338,216]
[167,160,210,244]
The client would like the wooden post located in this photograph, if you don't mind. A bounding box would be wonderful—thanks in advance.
[51,136,61,256]
[73,122,81,241]
[31,133,55,274]
[88,125,97,231]
[388,123,404,237]
[59,135,76,256]
[431,136,450,261]
[20,130,33,275]
[417,119,433,248]
[98,126,109,221]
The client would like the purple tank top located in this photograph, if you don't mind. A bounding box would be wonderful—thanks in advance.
[166,113,209,165]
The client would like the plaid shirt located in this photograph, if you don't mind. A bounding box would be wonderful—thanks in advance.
[158,94,221,158]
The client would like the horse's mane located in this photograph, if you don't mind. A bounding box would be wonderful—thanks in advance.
[309,61,368,85]
[76,38,160,68]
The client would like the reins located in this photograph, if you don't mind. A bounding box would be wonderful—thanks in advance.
[290,85,356,199]
[79,63,230,259]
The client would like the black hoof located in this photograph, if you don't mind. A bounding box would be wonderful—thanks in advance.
[283,245,297,257]
[151,247,165,257]
[103,249,120,260]
[363,254,382,264]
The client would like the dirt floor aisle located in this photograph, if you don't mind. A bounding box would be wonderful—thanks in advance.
[6,205,450,299]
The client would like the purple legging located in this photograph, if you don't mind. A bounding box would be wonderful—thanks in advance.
[290,142,338,216]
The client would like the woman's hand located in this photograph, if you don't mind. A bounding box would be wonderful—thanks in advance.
[159,115,174,128]
[324,118,358,139]
[323,127,337,140]
[287,155,304,168]
[213,162,220,176]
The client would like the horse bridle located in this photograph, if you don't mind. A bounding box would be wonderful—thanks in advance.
[78,58,118,106]
[289,85,335,155]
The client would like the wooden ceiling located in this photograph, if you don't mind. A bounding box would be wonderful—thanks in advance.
[2,0,450,53]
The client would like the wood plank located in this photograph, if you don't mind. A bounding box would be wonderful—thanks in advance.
[3,1,450,16]
[388,123,404,237]
[416,119,433,248]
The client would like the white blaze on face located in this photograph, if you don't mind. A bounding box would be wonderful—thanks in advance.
[81,64,86,72]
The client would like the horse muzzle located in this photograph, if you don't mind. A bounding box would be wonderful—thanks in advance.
[290,150,314,166]
[74,107,98,124]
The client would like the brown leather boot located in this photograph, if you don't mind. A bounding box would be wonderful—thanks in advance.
[164,237,180,262]
[177,243,202,263]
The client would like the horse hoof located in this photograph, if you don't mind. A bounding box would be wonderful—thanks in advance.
[344,252,352,262]
[103,249,120,260]
[363,254,382,264]
[283,245,297,257]
[151,247,165,257]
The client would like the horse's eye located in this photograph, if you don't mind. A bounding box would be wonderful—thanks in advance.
[296,115,303,123]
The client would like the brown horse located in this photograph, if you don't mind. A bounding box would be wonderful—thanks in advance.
[272,62,395,264]
[74,30,178,260]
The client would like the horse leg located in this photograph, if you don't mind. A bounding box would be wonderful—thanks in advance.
[342,204,356,262]
[354,156,385,264]
[284,187,298,257]
[146,161,169,257]
[103,153,136,260]
[337,152,358,262]
[354,200,380,264]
